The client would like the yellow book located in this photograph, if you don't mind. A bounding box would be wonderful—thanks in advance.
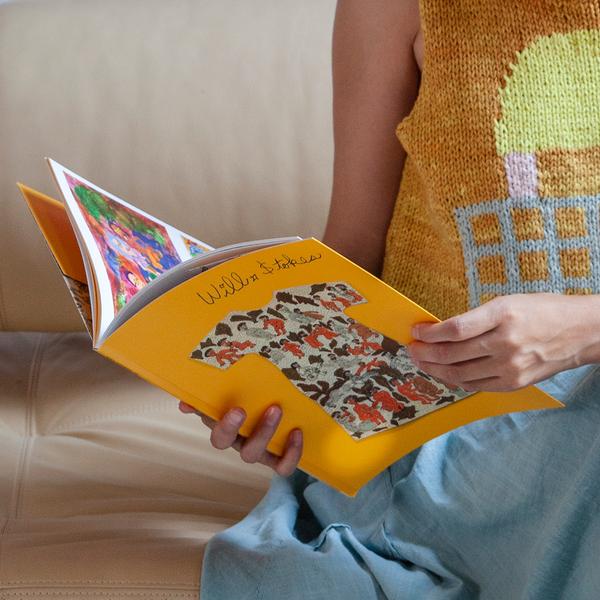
[19,159,562,497]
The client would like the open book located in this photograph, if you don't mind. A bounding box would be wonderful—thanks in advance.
[19,159,562,496]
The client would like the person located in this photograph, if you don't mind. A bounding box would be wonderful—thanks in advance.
[182,1,600,597]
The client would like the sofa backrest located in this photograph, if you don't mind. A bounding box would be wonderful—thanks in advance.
[0,0,336,331]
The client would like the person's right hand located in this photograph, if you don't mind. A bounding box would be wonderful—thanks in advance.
[178,401,303,477]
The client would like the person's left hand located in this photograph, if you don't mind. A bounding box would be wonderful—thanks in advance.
[407,293,600,392]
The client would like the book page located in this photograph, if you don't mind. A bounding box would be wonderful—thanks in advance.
[62,274,94,336]
[103,235,301,343]
[190,281,473,441]
[48,159,213,340]
[18,183,97,339]
[99,238,561,496]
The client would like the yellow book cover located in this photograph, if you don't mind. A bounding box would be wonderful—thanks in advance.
[19,160,562,497]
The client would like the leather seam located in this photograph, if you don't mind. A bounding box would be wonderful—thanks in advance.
[48,402,175,433]
[0,582,198,588]
[12,334,45,520]
[0,249,7,330]
[0,591,196,597]
[0,334,44,583]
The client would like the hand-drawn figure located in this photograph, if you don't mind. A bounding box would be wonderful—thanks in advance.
[66,174,181,313]
[190,282,472,440]
[63,275,93,336]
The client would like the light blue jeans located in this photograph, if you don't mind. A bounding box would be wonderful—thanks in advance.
[201,364,600,599]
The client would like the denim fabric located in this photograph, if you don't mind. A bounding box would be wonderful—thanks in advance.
[200,364,600,599]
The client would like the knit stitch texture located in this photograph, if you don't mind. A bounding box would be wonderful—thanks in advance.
[381,0,600,319]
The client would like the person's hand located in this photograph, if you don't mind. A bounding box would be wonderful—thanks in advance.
[178,401,303,477]
[407,293,600,392]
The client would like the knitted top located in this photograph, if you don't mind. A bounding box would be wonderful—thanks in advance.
[381,0,600,320]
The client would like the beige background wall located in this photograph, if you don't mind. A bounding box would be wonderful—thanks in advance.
[0,0,336,331]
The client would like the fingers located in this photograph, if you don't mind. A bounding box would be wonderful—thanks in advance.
[179,402,217,429]
[179,401,303,475]
[210,408,247,450]
[178,401,200,414]
[274,429,303,476]
[458,376,509,392]
[408,331,497,365]
[238,428,303,476]
[220,406,304,476]
[200,413,217,428]
[239,406,282,463]
[412,301,501,343]
[415,355,499,386]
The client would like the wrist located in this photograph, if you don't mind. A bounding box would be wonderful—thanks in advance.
[570,294,600,366]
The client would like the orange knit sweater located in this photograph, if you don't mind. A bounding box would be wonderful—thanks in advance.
[381,0,600,320]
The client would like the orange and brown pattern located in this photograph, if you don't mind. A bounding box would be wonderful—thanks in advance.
[190,282,471,440]
[63,275,93,337]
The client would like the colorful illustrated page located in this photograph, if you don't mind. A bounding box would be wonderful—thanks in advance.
[62,275,93,336]
[184,237,211,257]
[190,281,474,440]
[65,174,182,314]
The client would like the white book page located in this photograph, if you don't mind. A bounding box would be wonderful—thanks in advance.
[47,158,213,341]
[102,236,301,343]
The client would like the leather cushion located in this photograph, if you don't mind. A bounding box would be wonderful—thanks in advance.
[0,332,271,596]
[0,0,335,331]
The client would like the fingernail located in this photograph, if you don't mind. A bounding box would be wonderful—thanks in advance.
[291,429,302,445]
[229,409,245,426]
[411,325,421,340]
[266,406,281,424]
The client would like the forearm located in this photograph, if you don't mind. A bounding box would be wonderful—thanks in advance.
[322,0,421,276]
[568,294,600,366]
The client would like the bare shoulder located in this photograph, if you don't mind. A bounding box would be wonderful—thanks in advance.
[404,0,423,72]
[413,19,423,72]
[335,0,421,59]
[383,0,423,73]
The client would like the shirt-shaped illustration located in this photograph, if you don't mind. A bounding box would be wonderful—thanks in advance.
[190,282,472,440]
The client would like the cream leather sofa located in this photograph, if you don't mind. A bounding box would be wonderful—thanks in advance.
[0,1,336,596]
